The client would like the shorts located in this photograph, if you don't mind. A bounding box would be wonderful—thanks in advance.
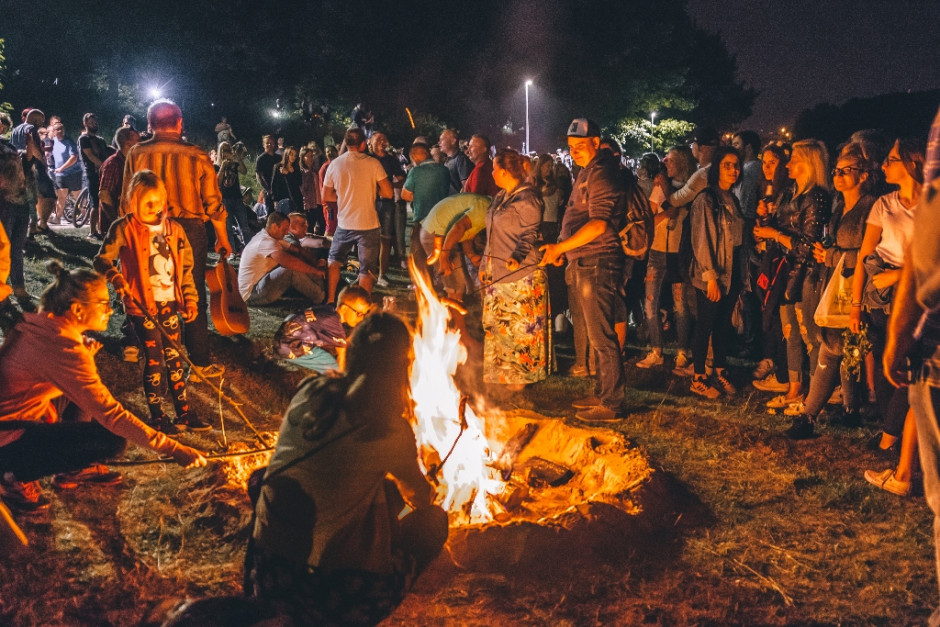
[55,170,83,192]
[376,199,395,238]
[328,227,380,278]
[34,165,56,199]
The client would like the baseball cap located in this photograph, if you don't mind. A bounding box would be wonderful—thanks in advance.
[689,126,720,146]
[566,118,601,138]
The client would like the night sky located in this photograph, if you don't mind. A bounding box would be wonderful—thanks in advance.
[685,0,940,133]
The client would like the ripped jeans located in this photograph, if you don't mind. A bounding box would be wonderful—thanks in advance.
[780,275,822,384]
[643,250,692,352]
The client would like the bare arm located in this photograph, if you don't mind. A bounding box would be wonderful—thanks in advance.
[885,255,920,387]
[377,177,393,200]
[322,184,337,204]
[849,223,882,333]
[270,248,325,276]
[400,187,414,202]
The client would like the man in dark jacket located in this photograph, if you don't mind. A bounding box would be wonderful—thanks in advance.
[540,118,627,422]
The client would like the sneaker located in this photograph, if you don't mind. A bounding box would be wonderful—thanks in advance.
[190,364,225,380]
[674,350,691,369]
[690,376,720,399]
[766,394,803,409]
[864,468,911,496]
[828,386,843,405]
[376,275,389,288]
[123,345,140,363]
[785,415,816,440]
[53,464,123,489]
[149,414,183,435]
[751,358,775,380]
[753,374,789,393]
[713,369,737,396]
[574,405,624,423]
[783,401,807,416]
[572,396,602,409]
[178,413,212,432]
[635,350,664,369]
[0,475,51,513]
[567,365,589,378]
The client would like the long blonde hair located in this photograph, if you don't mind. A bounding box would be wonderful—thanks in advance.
[790,139,830,194]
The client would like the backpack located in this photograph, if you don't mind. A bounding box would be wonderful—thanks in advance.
[617,170,654,260]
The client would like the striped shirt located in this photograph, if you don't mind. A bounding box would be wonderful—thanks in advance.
[122,132,225,222]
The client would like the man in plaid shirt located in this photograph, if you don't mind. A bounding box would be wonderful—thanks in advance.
[122,100,232,373]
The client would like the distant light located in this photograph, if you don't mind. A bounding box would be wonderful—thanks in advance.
[270,110,281,119]
[148,87,163,99]
[525,79,533,86]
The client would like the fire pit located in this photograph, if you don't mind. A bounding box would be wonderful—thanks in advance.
[406,263,658,570]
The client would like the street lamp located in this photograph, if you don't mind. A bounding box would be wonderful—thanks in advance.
[524,79,533,155]
[650,111,657,150]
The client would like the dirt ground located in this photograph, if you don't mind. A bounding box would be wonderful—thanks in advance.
[0,224,937,626]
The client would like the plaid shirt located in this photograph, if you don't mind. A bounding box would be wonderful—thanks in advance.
[122,132,225,222]
[98,151,125,208]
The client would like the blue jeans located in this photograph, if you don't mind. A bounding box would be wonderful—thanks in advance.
[0,202,30,288]
[329,227,380,279]
[910,380,940,627]
[247,266,325,306]
[566,254,625,411]
[644,250,692,351]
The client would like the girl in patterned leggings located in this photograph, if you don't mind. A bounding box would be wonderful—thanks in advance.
[94,170,206,434]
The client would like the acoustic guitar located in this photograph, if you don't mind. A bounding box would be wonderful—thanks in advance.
[208,256,250,335]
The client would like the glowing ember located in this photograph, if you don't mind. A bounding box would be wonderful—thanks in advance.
[217,432,278,489]
[408,261,503,525]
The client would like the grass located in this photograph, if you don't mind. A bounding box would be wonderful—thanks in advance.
[0,224,936,625]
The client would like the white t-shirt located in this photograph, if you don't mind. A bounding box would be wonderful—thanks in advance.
[147,223,176,302]
[867,191,916,267]
[238,229,288,300]
[322,151,388,231]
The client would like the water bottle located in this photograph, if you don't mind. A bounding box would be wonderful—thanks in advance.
[820,224,834,249]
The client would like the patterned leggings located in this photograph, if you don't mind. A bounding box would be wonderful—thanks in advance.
[129,302,189,421]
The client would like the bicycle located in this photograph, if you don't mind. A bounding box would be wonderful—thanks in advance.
[62,187,91,228]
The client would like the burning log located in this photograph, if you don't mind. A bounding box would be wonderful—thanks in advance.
[519,457,574,488]
[491,423,538,481]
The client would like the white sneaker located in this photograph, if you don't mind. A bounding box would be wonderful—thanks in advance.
[753,374,789,392]
[376,276,389,288]
[636,350,664,369]
[784,401,807,416]
[767,394,804,409]
[123,346,139,363]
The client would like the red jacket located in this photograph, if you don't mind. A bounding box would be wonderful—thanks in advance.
[94,213,198,317]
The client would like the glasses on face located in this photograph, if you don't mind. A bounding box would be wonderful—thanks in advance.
[884,156,902,165]
[84,299,113,311]
[342,303,370,319]
[831,166,860,177]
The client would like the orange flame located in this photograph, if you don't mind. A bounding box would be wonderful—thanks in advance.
[408,260,502,525]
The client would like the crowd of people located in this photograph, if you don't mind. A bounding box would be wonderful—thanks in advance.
[2,95,940,625]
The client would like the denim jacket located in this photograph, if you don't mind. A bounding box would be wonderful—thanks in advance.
[690,187,744,293]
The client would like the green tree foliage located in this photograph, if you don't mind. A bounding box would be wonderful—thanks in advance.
[0,39,10,115]
[610,117,695,157]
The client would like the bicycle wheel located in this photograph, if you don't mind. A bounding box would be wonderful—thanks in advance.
[71,188,91,227]
[62,195,76,224]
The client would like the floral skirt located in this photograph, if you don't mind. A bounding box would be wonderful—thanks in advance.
[483,269,550,385]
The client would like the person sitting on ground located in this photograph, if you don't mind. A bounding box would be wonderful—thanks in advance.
[95,170,207,434]
[284,211,329,264]
[247,312,448,626]
[238,212,326,306]
[0,261,206,515]
[274,285,373,374]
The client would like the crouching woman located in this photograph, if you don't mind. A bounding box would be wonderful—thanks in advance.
[0,261,205,511]
[247,312,448,626]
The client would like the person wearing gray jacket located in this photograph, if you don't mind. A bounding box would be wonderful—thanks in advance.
[689,146,745,399]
